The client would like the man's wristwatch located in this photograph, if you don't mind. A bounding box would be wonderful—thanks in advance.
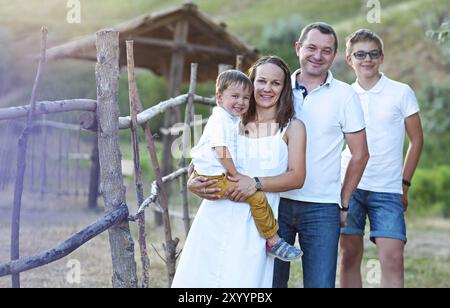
[402,179,411,187]
[340,204,349,212]
[254,177,263,191]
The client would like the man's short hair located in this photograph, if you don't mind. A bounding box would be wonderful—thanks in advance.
[299,22,338,52]
[345,29,384,56]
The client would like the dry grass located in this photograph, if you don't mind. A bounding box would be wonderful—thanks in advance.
[0,188,187,288]
[1,187,449,288]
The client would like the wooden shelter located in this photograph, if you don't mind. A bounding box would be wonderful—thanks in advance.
[46,2,259,225]
[46,2,259,90]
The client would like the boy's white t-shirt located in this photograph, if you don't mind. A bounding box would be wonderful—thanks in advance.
[341,73,420,194]
[191,106,241,176]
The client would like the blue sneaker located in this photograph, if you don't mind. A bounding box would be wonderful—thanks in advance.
[267,238,303,262]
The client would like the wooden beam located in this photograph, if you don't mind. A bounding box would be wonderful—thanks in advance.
[132,36,235,56]
[95,29,137,288]
[118,94,215,129]
[126,40,151,289]
[161,20,190,203]
[129,167,189,221]
[33,120,80,131]
[0,204,129,277]
[0,95,214,129]
[10,26,48,289]
[236,55,244,71]
[0,99,97,121]
[180,63,198,237]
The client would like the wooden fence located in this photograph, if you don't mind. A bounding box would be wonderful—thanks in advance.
[0,118,93,198]
[0,29,224,288]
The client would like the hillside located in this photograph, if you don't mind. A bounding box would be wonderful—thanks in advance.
[0,0,449,103]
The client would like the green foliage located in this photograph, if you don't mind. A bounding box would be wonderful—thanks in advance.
[419,134,450,168]
[409,166,450,217]
[418,78,450,135]
[423,11,450,65]
[427,21,450,45]
[259,15,306,70]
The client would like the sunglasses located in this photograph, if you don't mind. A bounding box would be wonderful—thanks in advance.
[352,50,382,60]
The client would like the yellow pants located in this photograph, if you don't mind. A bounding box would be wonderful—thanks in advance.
[195,172,279,239]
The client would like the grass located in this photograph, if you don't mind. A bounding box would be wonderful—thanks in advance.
[287,217,450,288]
[1,185,448,288]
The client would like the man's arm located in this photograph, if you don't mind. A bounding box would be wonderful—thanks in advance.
[341,129,369,225]
[402,113,424,210]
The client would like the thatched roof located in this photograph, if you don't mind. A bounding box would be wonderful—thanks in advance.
[46,2,259,82]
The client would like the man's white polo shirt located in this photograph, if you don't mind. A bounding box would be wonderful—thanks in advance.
[281,70,365,205]
[341,74,420,194]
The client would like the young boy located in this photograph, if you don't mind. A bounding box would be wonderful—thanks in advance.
[340,29,424,287]
[190,69,302,262]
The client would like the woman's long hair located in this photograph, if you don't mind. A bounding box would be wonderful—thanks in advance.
[242,56,294,130]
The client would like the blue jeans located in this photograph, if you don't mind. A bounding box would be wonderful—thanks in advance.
[341,188,407,243]
[273,198,340,288]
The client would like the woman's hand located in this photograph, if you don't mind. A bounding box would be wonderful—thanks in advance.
[223,174,256,202]
[187,173,221,200]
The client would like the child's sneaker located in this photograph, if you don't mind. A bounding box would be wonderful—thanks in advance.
[267,238,303,262]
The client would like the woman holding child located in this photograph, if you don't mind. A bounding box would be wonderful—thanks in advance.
[172,56,306,288]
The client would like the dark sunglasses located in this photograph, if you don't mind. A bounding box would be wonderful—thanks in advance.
[352,50,382,60]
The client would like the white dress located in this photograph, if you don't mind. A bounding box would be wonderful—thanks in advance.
[172,127,289,288]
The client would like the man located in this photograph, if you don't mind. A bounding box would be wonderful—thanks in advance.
[339,29,423,288]
[270,22,369,288]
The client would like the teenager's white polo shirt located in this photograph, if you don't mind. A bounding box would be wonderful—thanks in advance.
[341,74,420,194]
[191,106,241,176]
[281,70,365,205]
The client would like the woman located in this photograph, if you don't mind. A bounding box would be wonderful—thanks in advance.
[172,56,306,288]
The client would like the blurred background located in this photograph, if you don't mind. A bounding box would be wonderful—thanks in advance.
[0,0,449,287]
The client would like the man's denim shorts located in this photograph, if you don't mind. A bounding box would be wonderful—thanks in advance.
[341,188,407,244]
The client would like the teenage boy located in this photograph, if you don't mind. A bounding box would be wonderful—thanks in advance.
[340,29,424,288]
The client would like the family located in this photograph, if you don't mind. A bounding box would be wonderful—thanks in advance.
[171,22,424,288]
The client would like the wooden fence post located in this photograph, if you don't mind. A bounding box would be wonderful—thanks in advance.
[95,29,138,288]
[235,55,243,71]
[126,40,151,288]
[179,63,197,236]
[88,133,99,209]
[39,115,48,200]
[10,27,47,288]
